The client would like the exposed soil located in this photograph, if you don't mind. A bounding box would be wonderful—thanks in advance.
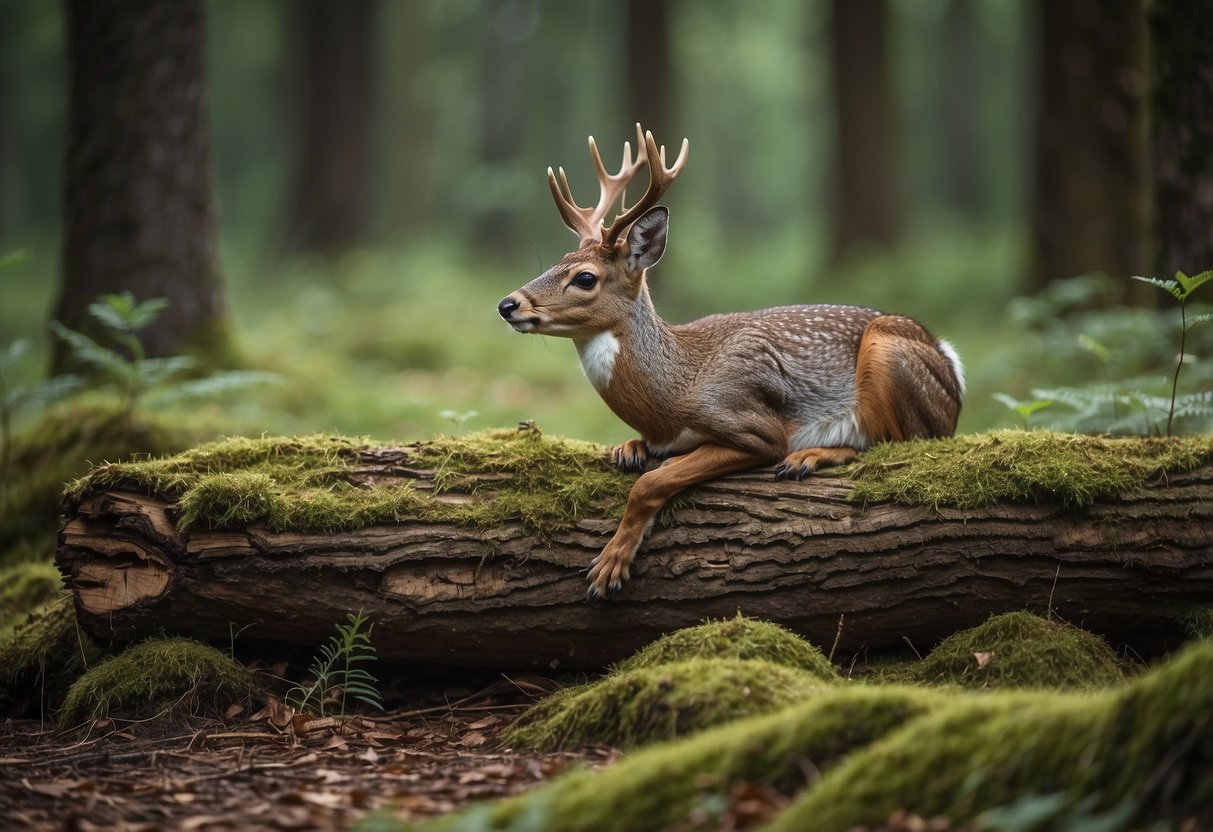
[0,673,617,831]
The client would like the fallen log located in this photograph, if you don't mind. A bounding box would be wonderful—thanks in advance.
[56,429,1213,666]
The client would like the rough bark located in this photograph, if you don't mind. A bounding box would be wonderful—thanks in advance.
[55,0,227,369]
[1026,0,1149,292]
[829,0,904,261]
[57,454,1213,669]
[1149,0,1213,279]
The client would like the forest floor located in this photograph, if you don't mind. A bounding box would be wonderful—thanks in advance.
[0,673,617,831]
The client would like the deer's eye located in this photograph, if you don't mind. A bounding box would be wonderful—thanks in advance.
[571,271,598,290]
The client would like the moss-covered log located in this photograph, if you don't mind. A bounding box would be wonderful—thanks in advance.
[56,430,1213,667]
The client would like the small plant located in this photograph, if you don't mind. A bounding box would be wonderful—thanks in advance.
[286,610,384,717]
[440,408,479,434]
[1131,268,1213,435]
[50,292,278,426]
[993,393,1052,429]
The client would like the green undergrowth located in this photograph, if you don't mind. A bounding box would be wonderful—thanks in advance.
[0,561,64,620]
[768,639,1213,830]
[68,427,632,535]
[903,611,1128,690]
[1,397,194,565]
[0,596,105,716]
[612,614,840,680]
[845,429,1213,509]
[58,636,247,727]
[502,658,822,751]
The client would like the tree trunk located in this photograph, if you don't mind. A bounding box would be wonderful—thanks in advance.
[282,0,378,256]
[54,0,228,370]
[58,454,1213,668]
[1026,0,1149,292]
[1149,0,1213,279]
[943,0,978,216]
[626,0,672,140]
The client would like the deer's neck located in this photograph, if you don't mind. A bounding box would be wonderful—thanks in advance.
[575,284,688,442]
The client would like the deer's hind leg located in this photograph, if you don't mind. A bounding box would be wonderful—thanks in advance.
[853,315,963,442]
[774,447,858,481]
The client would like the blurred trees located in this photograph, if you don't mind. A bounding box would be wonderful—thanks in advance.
[626,0,673,139]
[828,0,903,262]
[1150,1,1213,279]
[283,0,379,255]
[53,0,228,371]
[1026,0,1148,292]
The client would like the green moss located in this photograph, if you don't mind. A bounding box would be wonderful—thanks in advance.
[613,614,839,681]
[59,636,247,727]
[0,561,64,618]
[69,427,632,536]
[846,430,1213,509]
[906,611,1126,690]
[502,658,821,751]
[0,596,104,715]
[420,686,943,832]
[1,397,193,563]
[767,640,1213,831]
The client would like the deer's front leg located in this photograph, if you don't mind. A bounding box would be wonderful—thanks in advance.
[587,443,767,598]
[610,439,650,473]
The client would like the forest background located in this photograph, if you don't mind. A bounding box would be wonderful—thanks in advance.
[1,0,1210,448]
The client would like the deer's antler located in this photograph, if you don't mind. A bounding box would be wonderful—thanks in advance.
[547,123,688,247]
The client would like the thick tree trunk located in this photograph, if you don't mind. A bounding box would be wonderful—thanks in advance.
[1149,1,1213,279]
[1026,0,1149,292]
[57,452,1213,668]
[626,0,672,140]
[55,0,227,369]
[829,0,904,261]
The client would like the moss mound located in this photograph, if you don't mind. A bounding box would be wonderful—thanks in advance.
[0,561,64,619]
[0,596,105,716]
[69,427,632,535]
[908,611,1126,690]
[422,686,943,832]
[502,658,820,751]
[59,636,247,727]
[846,430,1213,509]
[613,615,839,681]
[1,398,193,563]
[769,639,1213,830]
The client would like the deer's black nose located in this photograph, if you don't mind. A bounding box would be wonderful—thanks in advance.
[498,297,521,319]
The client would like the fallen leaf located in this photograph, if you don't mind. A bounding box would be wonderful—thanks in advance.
[974,651,995,669]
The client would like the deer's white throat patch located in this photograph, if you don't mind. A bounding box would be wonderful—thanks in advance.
[576,331,620,391]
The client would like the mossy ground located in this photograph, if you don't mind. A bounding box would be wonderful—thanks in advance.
[69,426,633,535]
[58,636,248,727]
[612,614,839,681]
[845,430,1213,509]
[903,611,1127,690]
[0,596,105,716]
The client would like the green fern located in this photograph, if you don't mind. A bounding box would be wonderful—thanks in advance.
[286,610,384,718]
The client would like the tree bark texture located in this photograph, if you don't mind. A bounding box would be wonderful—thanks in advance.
[57,453,1213,669]
[829,0,904,261]
[1149,0,1213,279]
[55,0,226,368]
[1026,0,1149,292]
[283,0,378,255]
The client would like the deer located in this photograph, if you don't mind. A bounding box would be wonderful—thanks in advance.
[497,124,965,599]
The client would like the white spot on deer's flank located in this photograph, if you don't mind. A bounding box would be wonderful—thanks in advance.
[576,331,620,391]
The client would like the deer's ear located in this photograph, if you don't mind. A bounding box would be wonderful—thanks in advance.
[626,207,669,273]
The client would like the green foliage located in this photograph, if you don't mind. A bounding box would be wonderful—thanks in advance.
[992,393,1052,428]
[0,596,104,717]
[50,291,278,425]
[286,611,383,718]
[58,636,246,727]
[1131,268,1213,435]
[905,612,1126,690]
[0,561,63,619]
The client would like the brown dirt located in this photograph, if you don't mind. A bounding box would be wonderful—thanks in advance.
[0,674,617,831]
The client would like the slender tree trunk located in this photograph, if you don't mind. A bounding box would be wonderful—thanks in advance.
[943,0,978,216]
[1149,1,1213,279]
[626,0,672,140]
[54,0,228,370]
[829,0,904,261]
[1026,0,1148,292]
[59,455,1213,668]
[282,0,378,256]
[383,1,434,235]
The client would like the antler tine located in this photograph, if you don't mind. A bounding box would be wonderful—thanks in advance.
[547,129,648,243]
[602,129,689,247]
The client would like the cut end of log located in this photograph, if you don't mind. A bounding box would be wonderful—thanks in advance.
[70,556,170,614]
